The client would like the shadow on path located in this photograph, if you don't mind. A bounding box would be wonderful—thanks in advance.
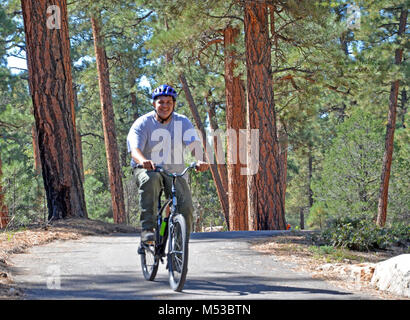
[17,271,353,300]
[183,276,351,297]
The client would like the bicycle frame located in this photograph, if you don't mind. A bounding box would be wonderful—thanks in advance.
[137,162,196,291]
[138,162,196,261]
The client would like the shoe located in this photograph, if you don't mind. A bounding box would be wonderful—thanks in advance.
[141,229,155,243]
[137,246,145,255]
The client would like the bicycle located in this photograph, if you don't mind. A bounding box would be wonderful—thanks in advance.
[136,162,197,292]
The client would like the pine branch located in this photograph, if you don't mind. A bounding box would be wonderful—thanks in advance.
[272,67,313,74]
[204,12,243,23]
[80,132,104,140]
[101,11,153,39]
[301,76,349,95]
[132,10,154,27]
[0,121,21,129]
[0,133,20,143]
[276,17,304,34]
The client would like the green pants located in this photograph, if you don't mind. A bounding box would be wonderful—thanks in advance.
[134,168,194,235]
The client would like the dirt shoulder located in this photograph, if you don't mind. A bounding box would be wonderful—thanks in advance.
[0,218,138,299]
[250,231,409,300]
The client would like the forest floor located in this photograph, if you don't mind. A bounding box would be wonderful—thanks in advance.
[0,218,408,300]
[250,232,409,300]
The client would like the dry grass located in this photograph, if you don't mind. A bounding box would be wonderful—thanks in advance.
[250,231,408,300]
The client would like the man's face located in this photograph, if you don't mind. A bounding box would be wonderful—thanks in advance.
[153,95,175,120]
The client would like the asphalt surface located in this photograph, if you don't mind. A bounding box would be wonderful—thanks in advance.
[9,231,376,300]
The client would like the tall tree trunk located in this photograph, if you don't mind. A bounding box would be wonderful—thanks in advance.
[21,0,87,220]
[91,14,126,224]
[376,7,407,227]
[270,5,288,221]
[299,207,304,230]
[179,74,230,228]
[308,144,314,208]
[0,152,9,228]
[224,25,248,231]
[270,4,289,224]
[206,97,228,194]
[244,2,286,230]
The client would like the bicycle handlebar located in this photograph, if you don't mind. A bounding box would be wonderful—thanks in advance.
[135,162,198,177]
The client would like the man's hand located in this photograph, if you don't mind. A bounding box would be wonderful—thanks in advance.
[141,159,156,170]
[132,148,155,170]
[195,160,209,172]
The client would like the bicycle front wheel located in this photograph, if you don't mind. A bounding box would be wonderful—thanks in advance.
[168,214,189,292]
[139,239,159,281]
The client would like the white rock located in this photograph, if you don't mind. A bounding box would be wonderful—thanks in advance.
[202,226,224,232]
[350,263,376,283]
[370,254,410,298]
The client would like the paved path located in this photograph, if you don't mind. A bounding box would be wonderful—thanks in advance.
[10,231,376,300]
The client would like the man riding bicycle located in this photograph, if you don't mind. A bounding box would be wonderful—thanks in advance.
[127,84,209,243]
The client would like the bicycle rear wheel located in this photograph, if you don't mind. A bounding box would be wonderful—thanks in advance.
[139,239,159,281]
[168,214,188,292]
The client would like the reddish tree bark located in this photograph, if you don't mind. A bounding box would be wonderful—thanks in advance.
[206,99,229,191]
[21,0,87,220]
[91,14,126,224]
[224,26,248,231]
[244,2,286,230]
[377,7,407,227]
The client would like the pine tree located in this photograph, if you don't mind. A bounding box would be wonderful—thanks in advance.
[21,0,87,220]
[311,110,385,221]
[224,25,248,230]
[244,2,286,230]
[376,5,407,227]
[345,0,409,226]
[91,12,126,224]
[66,0,154,223]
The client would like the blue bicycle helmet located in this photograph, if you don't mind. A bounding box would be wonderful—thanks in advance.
[151,84,178,101]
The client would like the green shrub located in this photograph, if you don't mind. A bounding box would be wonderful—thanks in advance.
[320,217,409,251]
[309,245,336,255]
[307,202,329,229]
